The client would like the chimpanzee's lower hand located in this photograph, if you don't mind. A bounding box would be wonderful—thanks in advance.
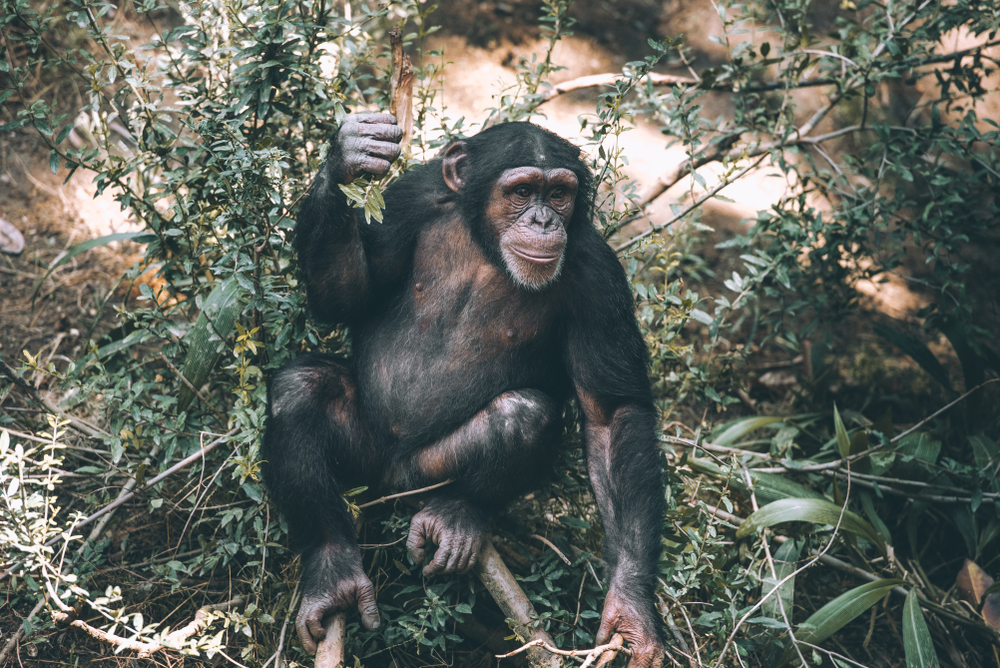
[597,583,665,668]
[297,542,380,654]
[407,498,489,576]
[332,113,403,183]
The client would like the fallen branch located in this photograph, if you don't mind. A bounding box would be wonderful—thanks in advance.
[497,633,628,666]
[475,540,563,667]
[315,612,347,668]
[53,596,244,658]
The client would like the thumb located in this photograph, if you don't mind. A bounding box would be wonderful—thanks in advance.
[596,607,616,646]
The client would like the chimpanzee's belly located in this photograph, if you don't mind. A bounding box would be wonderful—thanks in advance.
[351,219,567,447]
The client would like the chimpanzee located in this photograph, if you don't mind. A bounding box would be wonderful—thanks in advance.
[262,114,666,667]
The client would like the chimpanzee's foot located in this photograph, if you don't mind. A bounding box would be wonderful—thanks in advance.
[407,497,489,576]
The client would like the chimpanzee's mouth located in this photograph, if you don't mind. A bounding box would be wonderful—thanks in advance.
[510,247,561,264]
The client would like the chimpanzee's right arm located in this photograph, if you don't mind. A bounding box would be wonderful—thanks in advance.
[294,113,402,325]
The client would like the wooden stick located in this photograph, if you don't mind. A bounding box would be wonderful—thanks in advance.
[388,28,414,158]
[593,633,625,668]
[314,612,348,668]
[475,540,563,667]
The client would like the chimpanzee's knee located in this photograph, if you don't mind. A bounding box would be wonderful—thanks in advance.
[491,389,561,461]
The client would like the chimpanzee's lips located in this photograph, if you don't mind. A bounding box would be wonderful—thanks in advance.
[510,247,562,264]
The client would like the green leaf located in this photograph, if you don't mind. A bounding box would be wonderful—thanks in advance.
[711,416,785,446]
[833,404,850,459]
[762,539,801,622]
[777,579,903,666]
[688,458,823,505]
[902,589,940,668]
[177,277,244,411]
[49,149,59,174]
[736,498,886,553]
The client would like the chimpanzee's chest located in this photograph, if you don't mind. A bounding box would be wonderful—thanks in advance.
[352,217,568,441]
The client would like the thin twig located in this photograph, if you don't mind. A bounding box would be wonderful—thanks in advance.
[530,534,572,566]
[356,478,454,509]
[0,358,110,438]
[496,636,630,660]
[159,353,227,421]
[53,596,244,658]
[1,428,237,581]
[0,597,46,664]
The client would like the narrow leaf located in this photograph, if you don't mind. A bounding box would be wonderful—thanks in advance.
[833,404,850,459]
[737,498,885,553]
[711,416,785,446]
[778,579,903,666]
[762,539,801,622]
[903,590,940,668]
[178,277,244,410]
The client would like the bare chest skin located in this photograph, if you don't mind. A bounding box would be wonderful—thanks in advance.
[353,215,566,443]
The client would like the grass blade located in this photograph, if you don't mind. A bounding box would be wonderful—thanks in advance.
[778,579,903,666]
[903,589,941,668]
[762,539,801,622]
[711,416,786,447]
[736,498,885,553]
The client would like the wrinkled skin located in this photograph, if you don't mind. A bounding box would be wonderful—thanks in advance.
[597,583,666,668]
[334,113,402,181]
[297,542,380,654]
[406,497,489,576]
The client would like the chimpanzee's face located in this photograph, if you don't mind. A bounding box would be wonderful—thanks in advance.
[484,166,577,290]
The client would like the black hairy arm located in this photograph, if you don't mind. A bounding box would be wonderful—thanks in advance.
[294,113,403,325]
[565,233,666,668]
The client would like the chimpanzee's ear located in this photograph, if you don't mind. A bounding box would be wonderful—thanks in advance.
[442,142,469,193]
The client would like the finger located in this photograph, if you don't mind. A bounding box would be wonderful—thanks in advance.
[407,523,427,564]
[596,611,616,646]
[444,540,465,573]
[423,539,451,576]
[356,580,381,631]
[356,123,403,143]
[465,547,480,573]
[456,541,473,574]
[365,139,402,161]
[298,614,320,655]
[626,643,663,668]
[346,155,391,177]
[352,113,397,125]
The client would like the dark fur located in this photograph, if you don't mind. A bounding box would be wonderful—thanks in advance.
[263,121,665,657]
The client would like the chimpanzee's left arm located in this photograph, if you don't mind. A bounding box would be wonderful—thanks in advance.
[565,235,666,668]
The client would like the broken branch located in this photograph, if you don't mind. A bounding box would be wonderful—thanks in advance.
[315,612,348,668]
[475,540,563,667]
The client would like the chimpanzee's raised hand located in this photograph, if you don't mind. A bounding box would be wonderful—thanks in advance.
[296,541,380,655]
[596,582,665,668]
[328,113,403,184]
[407,498,489,576]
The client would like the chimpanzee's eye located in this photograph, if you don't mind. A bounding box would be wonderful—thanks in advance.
[550,187,568,202]
[514,185,532,198]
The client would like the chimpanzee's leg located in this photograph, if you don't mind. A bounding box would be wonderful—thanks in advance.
[261,353,383,653]
[388,389,561,576]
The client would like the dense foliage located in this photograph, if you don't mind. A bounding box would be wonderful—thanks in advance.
[1,0,999,666]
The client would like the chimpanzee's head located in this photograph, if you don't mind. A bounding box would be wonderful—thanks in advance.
[441,123,594,290]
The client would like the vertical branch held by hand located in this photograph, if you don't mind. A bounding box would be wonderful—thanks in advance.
[314,612,347,668]
[474,540,563,667]
[388,28,414,157]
